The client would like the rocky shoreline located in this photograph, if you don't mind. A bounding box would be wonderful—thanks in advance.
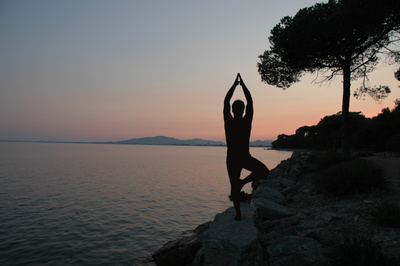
[143,151,400,265]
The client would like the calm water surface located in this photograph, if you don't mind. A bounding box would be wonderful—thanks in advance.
[0,142,291,265]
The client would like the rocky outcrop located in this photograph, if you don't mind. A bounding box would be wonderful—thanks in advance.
[249,151,329,266]
[251,198,296,221]
[152,235,202,266]
[152,222,210,266]
[150,151,400,265]
[201,203,263,265]
[151,151,318,265]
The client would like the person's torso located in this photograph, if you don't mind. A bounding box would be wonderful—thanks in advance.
[224,116,251,155]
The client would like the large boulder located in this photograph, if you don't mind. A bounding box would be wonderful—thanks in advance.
[201,203,264,265]
[152,234,201,266]
[252,185,285,204]
[251,198,296,221]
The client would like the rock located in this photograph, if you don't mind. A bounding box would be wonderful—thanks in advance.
[194,221,211,235]
[316,212,342,225]
[291,150,302,158]
[279,214,303,227]
[281,186,295,196]
[266,168,282,180]
[289,162,303,174]
[281,192,295,205]
[201,203,263,265]
[252,185,285,204]
[191,248,205,266]
[279,178,297,188]
[152,234,201,266]
[267,235,327,266]
[134,256,156,265]
[262,219,281,230]
[251,198,296,220]
[261,213,305,236]
[363,200,374,204]
[305,230,321,242]
[279,159,291,169]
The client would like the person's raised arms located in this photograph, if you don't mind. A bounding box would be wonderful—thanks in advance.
[238,74,253,119]
[224,74,240,119]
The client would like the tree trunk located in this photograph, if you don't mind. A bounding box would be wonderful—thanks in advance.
[342,61,351,154]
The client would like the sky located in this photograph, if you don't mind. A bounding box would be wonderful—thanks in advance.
[1,0,399,142]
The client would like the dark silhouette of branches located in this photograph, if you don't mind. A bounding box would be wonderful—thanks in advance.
[258,0,400,154]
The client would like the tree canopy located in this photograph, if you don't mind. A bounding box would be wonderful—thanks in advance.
[272,100,400,152]
[258,0,400,153]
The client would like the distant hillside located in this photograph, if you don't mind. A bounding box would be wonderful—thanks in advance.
[250,140,273,147]
[114,136,273,147]
[115,136,225,146]
[0,137,274,147]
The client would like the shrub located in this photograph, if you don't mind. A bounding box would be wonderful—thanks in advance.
[371,202,400,228]
[330,236,398,266]
[308,151,353,169]
[385,134,400,152]
[312,159,386,197]
[329,223,400,266]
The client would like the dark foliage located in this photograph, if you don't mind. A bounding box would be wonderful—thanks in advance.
[371,202,400,228]
[258,0,400,154]
[330,236,400,266]
[308,151,353,169]
[368,100,400,152]
[353,85,391,101]
[272,100,400,152]
[312,158,386,197]
[328,222,400,265]
[396,68,400,82]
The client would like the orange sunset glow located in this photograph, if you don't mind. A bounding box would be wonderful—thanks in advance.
[1,1,399,143]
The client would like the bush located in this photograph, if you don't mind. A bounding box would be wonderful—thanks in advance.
[371,202,400,228]
[330,236,399,266]
[385,134,400,152]
[329,223,400,266]
[312,158,386,197]
[308,151,353,169]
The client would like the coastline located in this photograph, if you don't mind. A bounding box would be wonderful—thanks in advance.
[0,139,272,148]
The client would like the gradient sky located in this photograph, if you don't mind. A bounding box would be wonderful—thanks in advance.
[1,0,399,142]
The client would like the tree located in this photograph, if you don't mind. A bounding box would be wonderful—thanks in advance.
[258,0,400,154]
[317,112,370,150]
[353,85,391,102]
[369,99,400,151]
[396,68,400,83]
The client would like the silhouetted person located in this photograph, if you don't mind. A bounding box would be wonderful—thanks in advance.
[224,73,269,220]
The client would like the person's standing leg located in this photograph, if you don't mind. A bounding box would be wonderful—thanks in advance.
[227,157,243,220]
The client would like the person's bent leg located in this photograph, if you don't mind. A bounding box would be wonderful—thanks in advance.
[242,156,269,185]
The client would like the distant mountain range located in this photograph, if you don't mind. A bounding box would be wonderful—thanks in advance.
[1,136,274,147]
[114,136,273,147]
[115,136,225,146]
[249,139,274,147]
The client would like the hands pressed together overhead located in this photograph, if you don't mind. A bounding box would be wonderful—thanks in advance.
[233,73,245,87]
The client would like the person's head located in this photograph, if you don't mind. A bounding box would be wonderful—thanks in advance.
[232,100,245,118]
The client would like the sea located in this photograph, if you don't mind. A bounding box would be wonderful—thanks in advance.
[0,142,292,265]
